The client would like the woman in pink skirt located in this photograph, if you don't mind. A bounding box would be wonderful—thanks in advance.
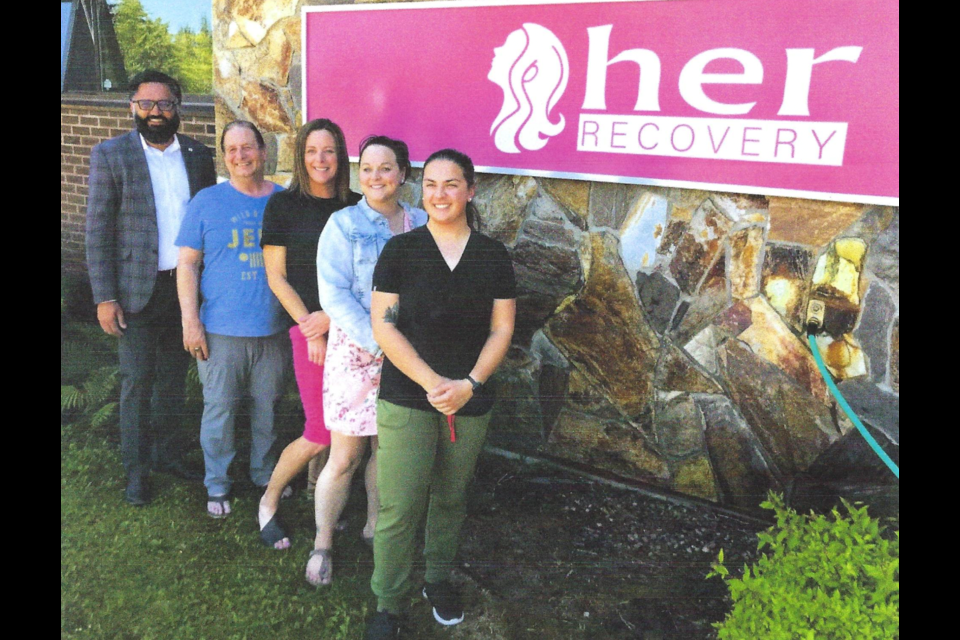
[256,119,361,549]
[307,135,427,585]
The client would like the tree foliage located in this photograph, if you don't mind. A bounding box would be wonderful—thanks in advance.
[173,19,213,94]
[111,0,211,93]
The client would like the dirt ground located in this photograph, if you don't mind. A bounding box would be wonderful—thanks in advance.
[391,453,767,640]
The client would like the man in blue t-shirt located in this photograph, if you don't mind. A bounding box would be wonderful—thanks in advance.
[176,121,288,519]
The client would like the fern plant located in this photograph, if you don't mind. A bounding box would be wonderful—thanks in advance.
[62,272,122,430]
[708,493,899,640]
[61,366,120,429]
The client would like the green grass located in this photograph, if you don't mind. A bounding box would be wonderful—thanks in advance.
[60,310,507,639]
[60,306,373,639]
[61,421,371,639]
[60,420,510,640]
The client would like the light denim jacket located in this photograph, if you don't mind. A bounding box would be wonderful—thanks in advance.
[317,197,427,354]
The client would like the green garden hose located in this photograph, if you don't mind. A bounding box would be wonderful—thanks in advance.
[807,334,899,479]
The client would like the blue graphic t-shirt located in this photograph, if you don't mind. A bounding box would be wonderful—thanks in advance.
[176,181,286,337]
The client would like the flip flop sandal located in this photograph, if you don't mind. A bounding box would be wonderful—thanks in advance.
[305,549,333,587]
[259,513,290,549]
[207,494,231,520]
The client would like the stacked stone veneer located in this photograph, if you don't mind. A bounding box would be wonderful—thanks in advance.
[61,96,216,265]
[483,188,899,507]
[212,0,899,508]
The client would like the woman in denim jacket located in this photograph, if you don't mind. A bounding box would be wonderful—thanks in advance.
[306,135,427,586]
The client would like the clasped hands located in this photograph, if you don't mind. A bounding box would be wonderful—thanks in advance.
[427,377,474,416]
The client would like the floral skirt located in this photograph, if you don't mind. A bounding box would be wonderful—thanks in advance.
[322,323,383,437]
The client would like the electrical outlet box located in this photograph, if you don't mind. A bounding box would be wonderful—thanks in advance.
[806,299,826,331]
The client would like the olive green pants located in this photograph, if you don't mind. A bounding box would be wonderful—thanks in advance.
[371,400,491,613]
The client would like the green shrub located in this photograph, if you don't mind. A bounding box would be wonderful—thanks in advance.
[708,493,899,640]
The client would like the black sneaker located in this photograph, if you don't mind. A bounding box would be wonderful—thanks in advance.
[422,581,464,626]
[365,610,401,640]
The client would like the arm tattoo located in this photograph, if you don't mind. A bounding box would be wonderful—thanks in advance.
[383,303,399,325]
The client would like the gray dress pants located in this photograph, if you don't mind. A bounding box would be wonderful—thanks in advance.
[117,271,189,481]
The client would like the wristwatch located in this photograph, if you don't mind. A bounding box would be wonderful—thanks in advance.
[466,375,483,393]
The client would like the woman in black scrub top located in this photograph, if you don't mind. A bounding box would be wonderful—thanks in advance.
[365,149,516,638]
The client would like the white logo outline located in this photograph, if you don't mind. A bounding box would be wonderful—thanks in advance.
[488,24,569,154]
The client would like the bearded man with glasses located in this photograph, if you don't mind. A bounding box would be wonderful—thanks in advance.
[86,70,217,506]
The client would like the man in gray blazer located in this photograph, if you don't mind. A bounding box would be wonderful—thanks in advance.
[86,70,217,505]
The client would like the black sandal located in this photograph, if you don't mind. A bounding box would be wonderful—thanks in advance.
[305,548,333,587]
[206,494,231,520]
[259,513,290,548]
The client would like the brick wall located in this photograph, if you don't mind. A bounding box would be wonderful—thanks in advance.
[60,94,216,266]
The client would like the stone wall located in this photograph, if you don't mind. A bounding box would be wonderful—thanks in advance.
[485,188,899,508]
[61,95,216,266]
[213,0,899,509]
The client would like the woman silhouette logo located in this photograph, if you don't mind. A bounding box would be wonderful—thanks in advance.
[488,24,569,154]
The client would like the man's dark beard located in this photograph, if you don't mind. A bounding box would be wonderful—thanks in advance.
[135,112,180,145]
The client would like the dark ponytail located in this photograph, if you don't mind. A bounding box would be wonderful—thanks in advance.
[423,148,481,230]
[359,135,413,184]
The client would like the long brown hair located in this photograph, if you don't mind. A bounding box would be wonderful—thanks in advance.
[289,119,351,202]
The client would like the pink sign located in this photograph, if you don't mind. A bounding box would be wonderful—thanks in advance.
[303,0,899,205]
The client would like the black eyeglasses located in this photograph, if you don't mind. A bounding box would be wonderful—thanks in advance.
[131,99,178,112]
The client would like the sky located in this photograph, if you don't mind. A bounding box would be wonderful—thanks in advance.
[62,3,72,62]
[63,1,210,85]
[62,2,72,83]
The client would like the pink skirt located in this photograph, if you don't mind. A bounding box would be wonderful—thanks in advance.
[289,325,330,445]
[322,323,383,437]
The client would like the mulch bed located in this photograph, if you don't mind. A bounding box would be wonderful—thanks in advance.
[455,454,767,639]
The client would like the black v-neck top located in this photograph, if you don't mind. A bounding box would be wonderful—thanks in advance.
[261,188,362,317]
[372,225,517,415]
